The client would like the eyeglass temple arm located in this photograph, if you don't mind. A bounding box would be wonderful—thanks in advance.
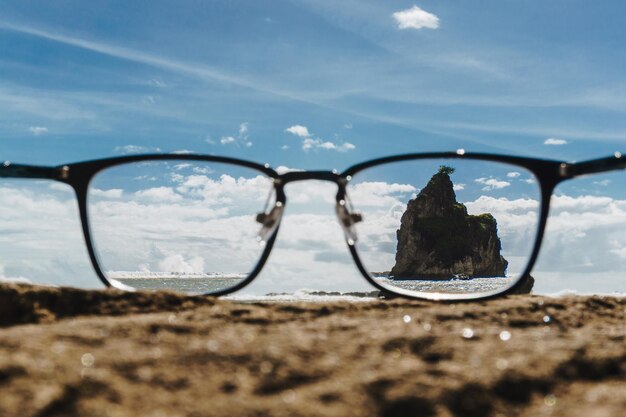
[0,162,68,181]
[563,153,625,178]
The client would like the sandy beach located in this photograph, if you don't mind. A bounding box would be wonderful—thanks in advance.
[0,283,624,417]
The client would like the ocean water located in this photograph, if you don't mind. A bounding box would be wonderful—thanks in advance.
[112,274,515,298]
[374,276,515,295]
[113,277,247,294]
[108,272,623,299]
[112,278,382,300]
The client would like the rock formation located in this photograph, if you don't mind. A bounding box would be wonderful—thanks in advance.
[390,168,508,280]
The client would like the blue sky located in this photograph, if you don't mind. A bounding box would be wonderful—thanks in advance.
[0,1,625,295]
[1,0,625,168]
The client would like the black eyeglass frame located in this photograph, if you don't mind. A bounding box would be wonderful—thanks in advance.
[1,151,624,300]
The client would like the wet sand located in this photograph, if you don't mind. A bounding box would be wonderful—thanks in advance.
[0,283,624,417]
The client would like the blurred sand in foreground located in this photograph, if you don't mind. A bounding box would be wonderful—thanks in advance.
[0,283,624,417]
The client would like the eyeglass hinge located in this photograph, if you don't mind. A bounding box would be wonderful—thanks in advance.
[558,163,572,178]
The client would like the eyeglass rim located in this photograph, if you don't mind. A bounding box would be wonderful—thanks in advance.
[344,153,559,300]
[2,151,623,300]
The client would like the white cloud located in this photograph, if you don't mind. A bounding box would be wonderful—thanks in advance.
[219,122,253,147]
[544,138,568,146]
[177,175,209,189]
[48,182,73,193]
[175,173,272,205]
[275,166,304,174]
[281,145,289,150]
[475,177,511,191]
[466,195,539,212]
[114,145,162,154]
[349,181,416,208]
[158,254,204,274]
[550,194,615,211]
[174,163,193,171]
[28,126,48,136]
[593,179,611,187]
[507,172,521,178]
[285,124,355,152]
[90,188,124,199]
[288,182,338,205]
[352,182,416,197]
[302,138,356,152]
[392,6,440,30]
[453,183,466,191]
[285,125,311,138]
[192,166,213,175]
[134,175,158,182]
[134,186,182,202]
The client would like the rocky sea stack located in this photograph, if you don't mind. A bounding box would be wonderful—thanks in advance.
[390,167,508,280]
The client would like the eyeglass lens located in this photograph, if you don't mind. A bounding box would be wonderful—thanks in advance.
[348,159,541,298]
[87,160,274,294]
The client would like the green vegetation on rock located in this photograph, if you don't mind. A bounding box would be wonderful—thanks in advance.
[438,165,456,175]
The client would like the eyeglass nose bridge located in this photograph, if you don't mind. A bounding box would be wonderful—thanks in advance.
[277,170,343,183]
[255,170,363,244]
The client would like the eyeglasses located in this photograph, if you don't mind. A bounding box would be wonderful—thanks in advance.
[1,151,624,300]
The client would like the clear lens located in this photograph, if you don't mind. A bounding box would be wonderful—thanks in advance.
[87,160,274,294]
[347,159,541,299]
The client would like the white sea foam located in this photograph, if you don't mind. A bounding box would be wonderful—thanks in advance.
[108,271,248,279]
[0,276,32,284]
[222,289,380,303]
[0,265,32,284]
[544,289,625,298]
